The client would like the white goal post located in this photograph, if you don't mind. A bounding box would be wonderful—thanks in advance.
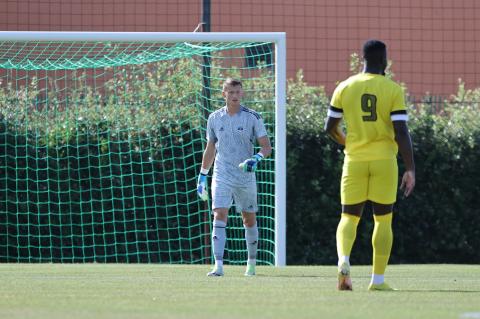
[0,31,287,266]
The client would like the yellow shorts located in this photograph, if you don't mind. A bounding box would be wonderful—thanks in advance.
[341,158,398,205]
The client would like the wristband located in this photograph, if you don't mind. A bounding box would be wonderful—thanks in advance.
[255,152,264,160]
[200,167,209,175]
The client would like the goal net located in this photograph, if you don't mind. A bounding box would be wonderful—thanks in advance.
[0,32,286,265]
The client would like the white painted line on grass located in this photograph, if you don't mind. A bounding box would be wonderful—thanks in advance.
[460,313,480,319]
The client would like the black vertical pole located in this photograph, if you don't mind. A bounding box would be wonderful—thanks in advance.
[201,0,212,264]
[202,0,211,32]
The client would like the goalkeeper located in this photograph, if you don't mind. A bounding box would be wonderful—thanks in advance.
[197,78,272,277]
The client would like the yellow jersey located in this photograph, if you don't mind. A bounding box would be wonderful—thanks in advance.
[329,73,408,162]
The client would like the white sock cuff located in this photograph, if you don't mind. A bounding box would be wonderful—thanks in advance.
[338,255,350,266]
[244,222,257,229]
[371,274,385,285]
[213,220,227,228]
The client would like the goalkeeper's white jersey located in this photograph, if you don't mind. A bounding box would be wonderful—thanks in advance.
[207,105,268,186]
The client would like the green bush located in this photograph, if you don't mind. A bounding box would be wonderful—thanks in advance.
[0,56,478,264]
[0,58,276,262]
[392,81,480,264]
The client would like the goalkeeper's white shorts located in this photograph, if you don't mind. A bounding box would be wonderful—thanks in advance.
[211,179,258,213]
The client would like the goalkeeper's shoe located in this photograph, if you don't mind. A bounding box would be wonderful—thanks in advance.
[368,282,397,291]
[244,264,256,277]
[207,266,224,277]
[337,262,352,291]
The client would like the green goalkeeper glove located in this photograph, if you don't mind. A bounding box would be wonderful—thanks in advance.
[239,153,264,172]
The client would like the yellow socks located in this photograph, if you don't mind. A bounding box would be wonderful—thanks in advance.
[372,213,393,276]
[337,212,394,287]
[336,213,360,260]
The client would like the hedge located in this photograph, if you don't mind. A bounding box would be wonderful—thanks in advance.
[286,72,480,264]
[0,60,478,264]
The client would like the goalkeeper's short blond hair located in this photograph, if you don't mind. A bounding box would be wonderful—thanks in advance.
[222,78,242,91]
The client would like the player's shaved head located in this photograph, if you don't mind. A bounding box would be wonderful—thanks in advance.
[363,40,387,66]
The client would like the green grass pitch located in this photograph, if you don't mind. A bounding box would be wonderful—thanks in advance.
[0,264,479,319]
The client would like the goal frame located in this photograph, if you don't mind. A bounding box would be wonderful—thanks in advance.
[0,31,287,266]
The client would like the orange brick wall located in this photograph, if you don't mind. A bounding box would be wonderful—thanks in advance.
[0,0,200,31]
[1,0,480,96]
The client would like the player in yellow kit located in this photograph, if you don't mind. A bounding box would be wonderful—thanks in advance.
[325,40,415,291]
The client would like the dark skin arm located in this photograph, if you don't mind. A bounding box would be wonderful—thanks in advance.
[324,116,346,146]
[393,120,416,197]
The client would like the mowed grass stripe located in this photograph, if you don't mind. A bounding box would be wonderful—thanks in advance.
[0,264,478,319]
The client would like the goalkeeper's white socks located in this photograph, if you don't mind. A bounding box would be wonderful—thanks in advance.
[212,219,227,266]
[244,223,258,266]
